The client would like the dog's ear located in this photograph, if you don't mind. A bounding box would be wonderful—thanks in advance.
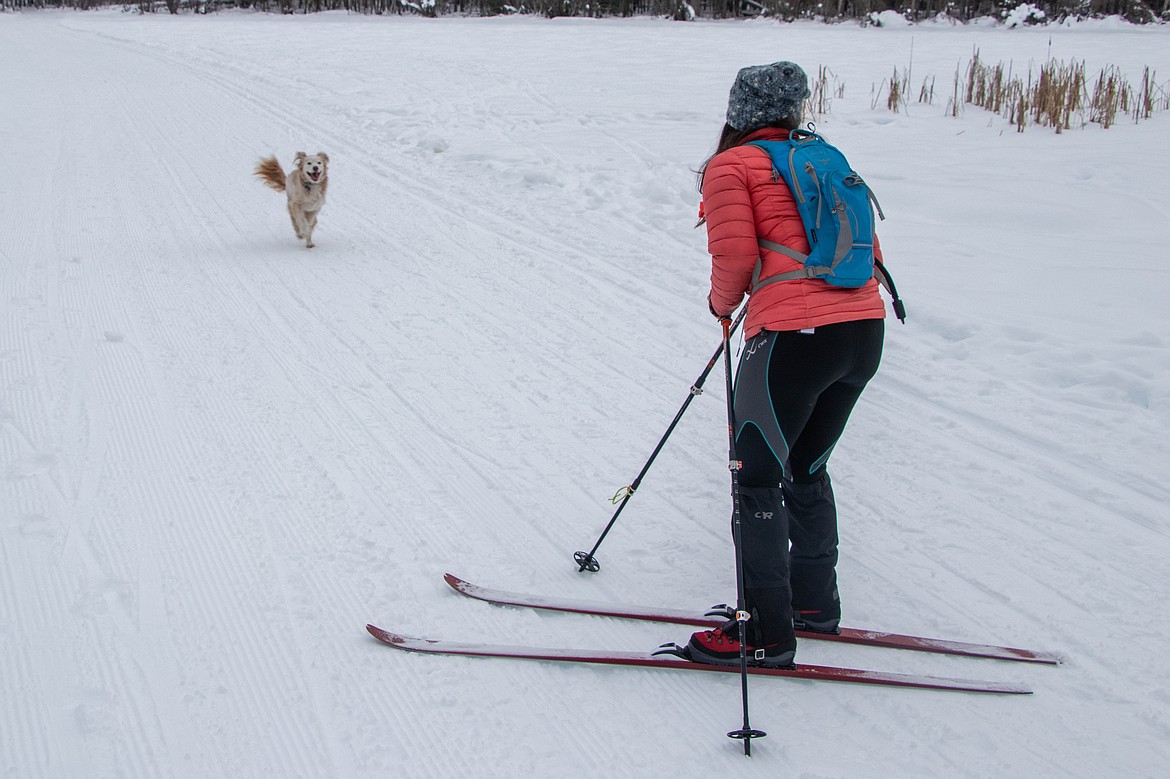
[294,151,307,167]
[317,152,329,165]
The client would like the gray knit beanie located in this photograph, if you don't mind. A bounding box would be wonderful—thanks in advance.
[725,61,811,131]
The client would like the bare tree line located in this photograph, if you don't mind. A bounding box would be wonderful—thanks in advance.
[3,0,1166,23]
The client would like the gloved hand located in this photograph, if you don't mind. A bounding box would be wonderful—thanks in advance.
[707,294,729,320]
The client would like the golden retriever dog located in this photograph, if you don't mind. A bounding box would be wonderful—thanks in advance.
[254,152,329,248]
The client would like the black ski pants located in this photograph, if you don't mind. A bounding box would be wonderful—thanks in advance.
[733,318,884,488]
[731,318,883,632]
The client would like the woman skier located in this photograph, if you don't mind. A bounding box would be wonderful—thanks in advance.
[687,61,888,668]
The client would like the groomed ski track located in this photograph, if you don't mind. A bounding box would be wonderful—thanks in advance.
[2,10,1169,778]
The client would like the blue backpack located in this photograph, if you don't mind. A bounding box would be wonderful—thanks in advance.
[748,129,905,321]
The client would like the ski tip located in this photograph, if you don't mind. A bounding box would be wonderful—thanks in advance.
[1014,653,1062,666]
[979,681,1033,695]
[366,624,402,646]
[1037,651,1067,666]
[443,572,468,591]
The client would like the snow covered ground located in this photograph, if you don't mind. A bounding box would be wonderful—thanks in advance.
[2,8,1169,777]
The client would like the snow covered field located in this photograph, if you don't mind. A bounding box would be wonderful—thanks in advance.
[2,8,1169,777]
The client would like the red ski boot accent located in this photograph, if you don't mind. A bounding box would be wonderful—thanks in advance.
[794,610,841,634]
[687,626,796,668]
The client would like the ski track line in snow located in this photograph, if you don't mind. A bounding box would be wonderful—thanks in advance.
[104,89,275,779]
[831,394,1163,676]
[872,368,1167,538]
[101,57,430,779]
[4,23,357,777]
[0,25,164,777]
[94,16,515,545]
[811,378,1167,726]
[25,21,630,771]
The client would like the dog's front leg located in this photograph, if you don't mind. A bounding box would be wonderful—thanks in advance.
[303,210,318,248]
[287,201,305,240]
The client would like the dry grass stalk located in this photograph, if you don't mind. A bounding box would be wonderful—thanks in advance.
[965,51,1014,116]
[1137,67,1155,121]
[919,76,935,105]
[961,53,1167,132]
[810,65,831,118]
[948,65,962,117]
[1134,68,1170,121]
[807,66,846,122]
[887,67,910,113]
[1033,60,1085,133]
[1089,67,1129,129]
[841,55,1165,131]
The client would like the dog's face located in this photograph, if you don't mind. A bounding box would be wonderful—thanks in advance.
[294,151,329,184]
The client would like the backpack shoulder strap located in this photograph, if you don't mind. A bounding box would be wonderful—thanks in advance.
[747,135,833,293]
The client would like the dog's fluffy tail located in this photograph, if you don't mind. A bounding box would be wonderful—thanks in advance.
[254,156,286,192]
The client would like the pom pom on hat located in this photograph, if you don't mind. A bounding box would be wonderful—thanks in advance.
[726,61,811,131]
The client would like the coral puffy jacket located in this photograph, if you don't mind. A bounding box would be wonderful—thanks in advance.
[704,127,886,338]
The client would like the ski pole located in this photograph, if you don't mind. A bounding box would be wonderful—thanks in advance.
[718,314,766,755]
[574,306,747,573]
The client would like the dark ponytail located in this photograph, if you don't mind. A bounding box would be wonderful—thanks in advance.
[696,117,802,193]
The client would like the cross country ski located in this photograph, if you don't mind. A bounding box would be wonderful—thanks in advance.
[365,625,1031,694]
[443,573,1063,664]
